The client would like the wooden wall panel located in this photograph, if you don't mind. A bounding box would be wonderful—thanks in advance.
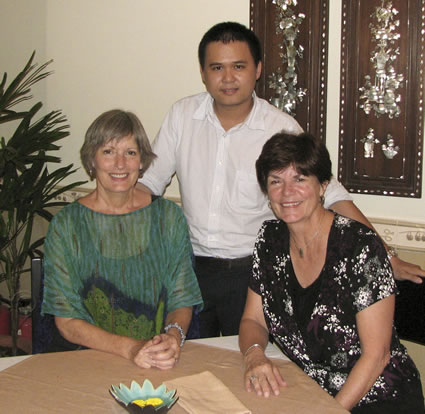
[338,0,425,198]
[250,0,329,142]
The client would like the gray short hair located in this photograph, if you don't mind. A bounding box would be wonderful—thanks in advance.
[80,109,156,179]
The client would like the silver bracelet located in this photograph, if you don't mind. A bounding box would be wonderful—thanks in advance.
[244,343,264,357]
[164,323,186,347]
[387,246,398,260]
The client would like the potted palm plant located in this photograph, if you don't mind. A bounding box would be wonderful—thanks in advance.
[0,52,86,355]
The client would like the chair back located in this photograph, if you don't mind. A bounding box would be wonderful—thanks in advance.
[31,257,55,353]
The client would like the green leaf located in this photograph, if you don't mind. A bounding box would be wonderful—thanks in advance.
[0,51,53,123]
[0,52,86,354]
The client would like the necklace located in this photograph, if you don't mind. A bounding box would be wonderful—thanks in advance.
[290,210,325,259]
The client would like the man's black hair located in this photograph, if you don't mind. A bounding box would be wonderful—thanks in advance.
[198,21,262,69]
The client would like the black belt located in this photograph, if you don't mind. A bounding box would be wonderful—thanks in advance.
[194,255,253,270]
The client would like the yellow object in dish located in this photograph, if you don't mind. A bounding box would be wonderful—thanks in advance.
[132,398,164,407]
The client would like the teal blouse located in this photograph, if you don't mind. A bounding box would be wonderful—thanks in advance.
[42,197,203,340]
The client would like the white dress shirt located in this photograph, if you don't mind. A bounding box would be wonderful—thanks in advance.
[141,92,352,258]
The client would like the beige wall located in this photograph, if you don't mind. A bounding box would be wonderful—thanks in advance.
[1,0,424,223]
[1,1,47,78]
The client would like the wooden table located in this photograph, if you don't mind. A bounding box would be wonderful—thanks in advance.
[0,341,348,413]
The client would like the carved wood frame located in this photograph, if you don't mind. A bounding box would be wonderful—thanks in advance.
[250,0,329,142]
[338,0,425,198]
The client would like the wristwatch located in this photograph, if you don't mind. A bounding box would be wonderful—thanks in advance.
[387,246,398,260]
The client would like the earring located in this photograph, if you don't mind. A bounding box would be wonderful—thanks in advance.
[320,195,325,205]
[138,169,143,178]
[268,200,272,209]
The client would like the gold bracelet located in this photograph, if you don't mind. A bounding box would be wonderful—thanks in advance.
[244,343,264,357]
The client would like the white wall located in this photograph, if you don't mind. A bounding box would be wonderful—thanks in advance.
[1,0,424,223]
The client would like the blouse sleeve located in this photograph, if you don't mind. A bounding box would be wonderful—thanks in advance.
[41,207,94,323]
[348,227,396,313]
[161,200,203,313]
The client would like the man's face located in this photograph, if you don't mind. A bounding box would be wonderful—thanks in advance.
[200,41,262,112]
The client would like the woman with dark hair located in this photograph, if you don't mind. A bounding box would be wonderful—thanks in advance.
[239,132,424,413]
[42,109,202,369]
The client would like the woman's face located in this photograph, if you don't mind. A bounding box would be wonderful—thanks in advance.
[267,165,326,224]
[93,134,141,195]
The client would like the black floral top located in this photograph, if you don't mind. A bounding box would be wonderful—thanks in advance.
[251,214,422,407]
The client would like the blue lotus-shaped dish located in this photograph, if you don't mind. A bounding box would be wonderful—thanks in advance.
[110,379,178,413]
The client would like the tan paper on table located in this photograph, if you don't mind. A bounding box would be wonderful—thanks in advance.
[165,370,251,414]
[0,342,348,413]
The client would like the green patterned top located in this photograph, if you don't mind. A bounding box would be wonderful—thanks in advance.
[42,197,203,340]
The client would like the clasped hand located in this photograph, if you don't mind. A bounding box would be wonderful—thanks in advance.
[244,348,286,398]
[132,333,180,370]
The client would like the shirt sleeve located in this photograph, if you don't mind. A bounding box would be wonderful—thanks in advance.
[323,177,353,208]
[140,105,179,195]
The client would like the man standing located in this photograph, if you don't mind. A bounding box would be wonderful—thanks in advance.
[140,22,424,338]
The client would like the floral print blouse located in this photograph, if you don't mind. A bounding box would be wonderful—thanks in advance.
[250,214,422,407]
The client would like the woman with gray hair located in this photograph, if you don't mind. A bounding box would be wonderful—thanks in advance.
[42,109,202,369]
[239,132,423,413]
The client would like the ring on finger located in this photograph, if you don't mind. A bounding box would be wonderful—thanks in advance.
[249,375,258,382]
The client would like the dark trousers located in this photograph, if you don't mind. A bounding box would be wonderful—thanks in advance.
[194,255,252,338]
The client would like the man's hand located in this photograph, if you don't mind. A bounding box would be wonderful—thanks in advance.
[390,256,425,284]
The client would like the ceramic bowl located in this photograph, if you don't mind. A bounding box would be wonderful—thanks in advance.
[110,379,178,413]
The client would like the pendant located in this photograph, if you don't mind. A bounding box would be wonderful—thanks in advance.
[299,248,304,258]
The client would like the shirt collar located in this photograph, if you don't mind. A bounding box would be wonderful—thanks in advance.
[244,92,266,131]
[193,92,214,121]
[193,91,266,131]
